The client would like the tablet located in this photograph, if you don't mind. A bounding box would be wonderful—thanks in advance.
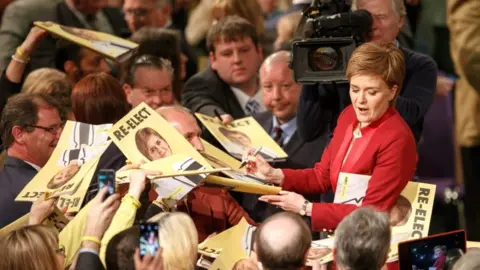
[398,230,466,270]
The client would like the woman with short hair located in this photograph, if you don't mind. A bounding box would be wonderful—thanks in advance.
[249,42,417,232]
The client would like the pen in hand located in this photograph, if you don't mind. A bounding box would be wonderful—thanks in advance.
[239,147,263,169]
[214,109,224,124]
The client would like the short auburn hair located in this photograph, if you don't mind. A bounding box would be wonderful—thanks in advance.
[72,73,130,124]
[346,42,405,94]
[207,15,259,53]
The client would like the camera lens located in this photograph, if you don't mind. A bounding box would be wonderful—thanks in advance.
[309,47,338,71]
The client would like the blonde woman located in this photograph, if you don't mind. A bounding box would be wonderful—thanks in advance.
[147,212,198,270]
[0,225,65,270]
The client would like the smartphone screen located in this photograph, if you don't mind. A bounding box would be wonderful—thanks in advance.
[398,230,466,270]
[139,222,160,257]
[97,169,115,197]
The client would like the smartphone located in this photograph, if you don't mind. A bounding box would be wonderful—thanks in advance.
[398,230,466,270]
[97,169,115,198]
[139,222,160,258]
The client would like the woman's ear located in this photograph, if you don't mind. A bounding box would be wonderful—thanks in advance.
[390,85,399,102]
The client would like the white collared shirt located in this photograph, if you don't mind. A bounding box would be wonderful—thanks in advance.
[230,86,266,115]
[24,161,41,172]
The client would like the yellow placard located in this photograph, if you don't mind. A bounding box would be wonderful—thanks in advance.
[195,113,287,161]
[16,122,112,214]
[109,103,211,169]
[34,21,138,62]
[306,181,437,265]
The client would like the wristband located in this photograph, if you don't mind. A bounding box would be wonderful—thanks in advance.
[82,236,101,245]
[11,55,28,64]
[122,194,141,209]
[15,47,30,62]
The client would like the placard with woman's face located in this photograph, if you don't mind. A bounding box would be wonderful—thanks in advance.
[195,113,288,161]
[109,102,211,169]
[15,122,112,211]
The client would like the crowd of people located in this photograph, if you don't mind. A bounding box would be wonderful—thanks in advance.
[0,0,479,269]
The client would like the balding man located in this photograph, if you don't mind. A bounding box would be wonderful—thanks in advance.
[255,212,312,270]
[242,51,331,227]
[145,105,256,242]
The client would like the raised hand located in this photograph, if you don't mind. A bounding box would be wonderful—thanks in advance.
[84,187,121,239]
[28,195,58,225]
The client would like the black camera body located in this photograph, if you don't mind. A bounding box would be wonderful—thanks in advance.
[291,0,373,84]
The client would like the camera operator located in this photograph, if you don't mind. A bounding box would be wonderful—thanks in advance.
[297,0,437,143]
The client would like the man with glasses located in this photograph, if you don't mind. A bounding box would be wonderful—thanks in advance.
[122,0,198,80]
[123,54,176,109]
[0,92,64,228]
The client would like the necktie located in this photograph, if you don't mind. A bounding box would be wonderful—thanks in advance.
[245,99,260,115]
[273,126,284,147]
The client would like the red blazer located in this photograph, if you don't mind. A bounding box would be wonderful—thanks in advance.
[282,106,417,231]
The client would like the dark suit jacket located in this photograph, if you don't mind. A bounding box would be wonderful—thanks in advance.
[182,67,246,119]
[0,156,38,228]
[182,67,247,148]
[27,2,130,76]
[283,106,417,231]
[145,185,256,243]
[242,112,331,225]
[75,251,105,270]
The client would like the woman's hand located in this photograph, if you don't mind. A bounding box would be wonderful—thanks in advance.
[245,153,284,185]
[84,187,121,240]
[28,195,58,225]
[134,247,163,270]
[19,26,48,57]
[128,170,148,200]
[259,191,309,214]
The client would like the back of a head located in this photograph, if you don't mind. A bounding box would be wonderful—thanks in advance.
[21,68,73,111]
[148,212,199,270]
[335,207,391,270]
[106,226,140,270]
[0,225,60,270]
[256,212,312,270]
[72,72,130,125]
[453,249,480,270]
[156,105,194,122]
[207,15,259,53]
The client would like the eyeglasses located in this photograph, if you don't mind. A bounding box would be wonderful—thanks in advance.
[56,245,65,256]
[25,123,64,135]
[123,8,152,18]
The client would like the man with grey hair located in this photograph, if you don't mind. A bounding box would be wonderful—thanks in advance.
[255,212,312,270]
[123,54,176,110]
[352,0,413,48]
[297,0,437,145]
[335,207,391,270]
